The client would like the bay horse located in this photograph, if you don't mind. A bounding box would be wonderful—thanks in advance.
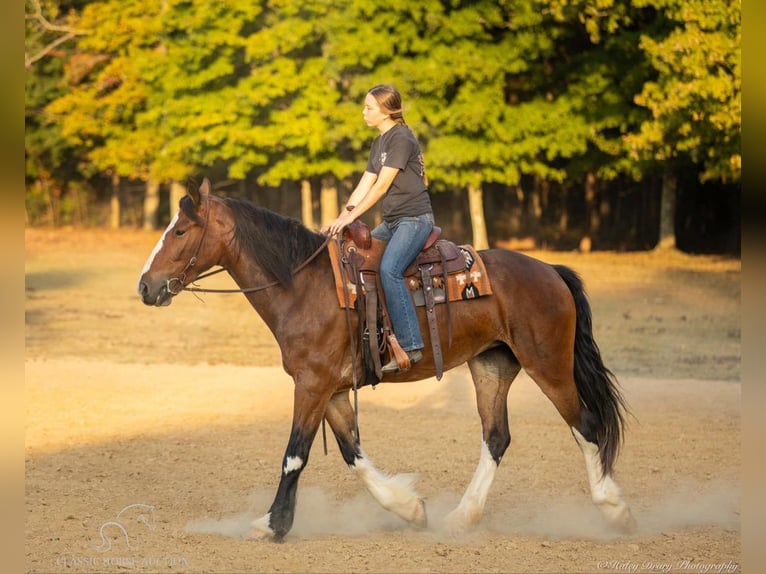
[137,179,636,541]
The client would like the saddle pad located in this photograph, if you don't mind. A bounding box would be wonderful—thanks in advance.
[328,241,492,309]
[414,245,493,303]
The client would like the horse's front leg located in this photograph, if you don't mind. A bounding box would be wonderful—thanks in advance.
[250,382,330,542]
[324,390,426,527]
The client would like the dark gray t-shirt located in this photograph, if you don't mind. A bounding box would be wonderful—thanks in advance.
[365,124,432,222]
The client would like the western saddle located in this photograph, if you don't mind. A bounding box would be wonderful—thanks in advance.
[331,220,467,383]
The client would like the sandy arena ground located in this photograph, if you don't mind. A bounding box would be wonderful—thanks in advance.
[25,228,741,573]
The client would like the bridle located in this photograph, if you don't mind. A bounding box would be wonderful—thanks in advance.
[166,196,331,296]
[164,194,214,296]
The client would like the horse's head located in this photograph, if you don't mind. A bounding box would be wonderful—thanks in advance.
[137,178,225,306]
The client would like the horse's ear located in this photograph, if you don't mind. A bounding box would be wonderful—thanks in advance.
[188,178,210,208]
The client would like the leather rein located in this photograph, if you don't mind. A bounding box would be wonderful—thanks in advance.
[182,238,331,294]
[166,196,332,295]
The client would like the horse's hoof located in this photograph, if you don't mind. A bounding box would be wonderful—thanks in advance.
[443,505,481,534]
[248,528,271,540]
[248,514,275,540]
[443,511,466,535]
[411,498,427,529]
[616,508,638,535]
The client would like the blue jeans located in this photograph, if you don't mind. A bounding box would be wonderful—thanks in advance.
[371,214,434,351]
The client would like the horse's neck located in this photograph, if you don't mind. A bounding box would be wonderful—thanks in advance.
[226,258,278,298]
[226,252,328,332]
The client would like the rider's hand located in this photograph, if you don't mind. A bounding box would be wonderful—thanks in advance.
[322,211,355,236]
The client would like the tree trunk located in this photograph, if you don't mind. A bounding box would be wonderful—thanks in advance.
[451,188,465,240]
[319,175,338,228]
[467,183,489,250]
[300,179,314,229]
[537,176,550,248]
[527,178,542,233]
[142,179,160,231]
[109,173,121,229]
[41,175,58,227]
[169,181,185,220]
[558,184,569,234]
[599,186,611,247]
[580,171,599,253]
[656,167,677,250]
[508,184,523,236]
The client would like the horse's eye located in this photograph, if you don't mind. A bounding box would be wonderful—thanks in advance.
[175,229,186,237]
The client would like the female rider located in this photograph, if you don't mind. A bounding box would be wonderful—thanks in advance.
[325,84,434,373]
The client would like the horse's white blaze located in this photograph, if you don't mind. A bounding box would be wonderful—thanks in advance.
[137,212,179,288]
[283,456,304,474]
[446,441,497,527]
[352,453,422,522]
[571,427,634,529]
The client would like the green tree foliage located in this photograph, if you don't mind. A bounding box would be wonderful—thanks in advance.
[545,0,655,181]
[26,0,741,248]
[627,0,741,183]
[45,0,163,180]
[45,0,264,182]
[239,0,356,185]
[25,0,92,224]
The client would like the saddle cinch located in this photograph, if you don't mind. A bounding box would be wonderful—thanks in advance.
[327,220,493,383]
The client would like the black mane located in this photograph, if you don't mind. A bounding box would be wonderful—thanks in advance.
[224,197,326,287]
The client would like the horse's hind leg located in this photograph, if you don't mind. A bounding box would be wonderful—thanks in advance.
[324,390,426,527]
[571,425,636,532]
[524,357,636,532]
[445,346,519,531]
[518,277,636,533]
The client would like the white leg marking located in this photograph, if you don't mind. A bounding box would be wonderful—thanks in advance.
[446,441,498,530]
[283,456,304,474]
[137,212,179,289]
[352,451,425,525]
[249,512,274,540]
[572,427,636,532]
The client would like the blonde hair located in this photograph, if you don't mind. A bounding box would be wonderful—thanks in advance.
[368,84,406,125]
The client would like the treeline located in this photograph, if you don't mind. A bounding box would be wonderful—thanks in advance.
[25,0,741,253]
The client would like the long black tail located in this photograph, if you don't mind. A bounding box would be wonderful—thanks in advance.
[553,265,628,476]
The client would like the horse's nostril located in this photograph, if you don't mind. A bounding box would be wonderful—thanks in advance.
[138,281,149,298]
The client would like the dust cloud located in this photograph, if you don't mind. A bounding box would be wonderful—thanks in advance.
[184,480,739,542]
[483,479,740,540]
[185,487,405,539]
